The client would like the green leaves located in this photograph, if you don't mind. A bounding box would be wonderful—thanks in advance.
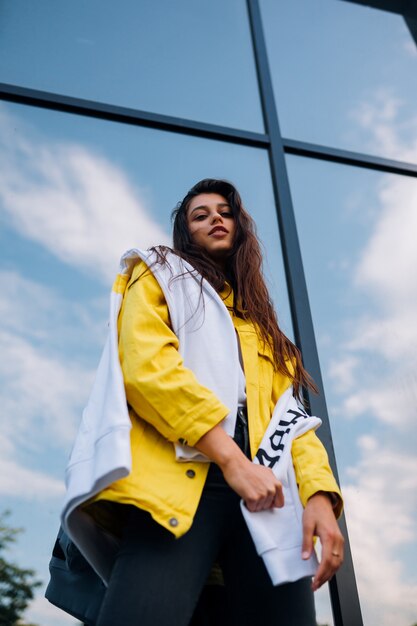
[0,510,41,626]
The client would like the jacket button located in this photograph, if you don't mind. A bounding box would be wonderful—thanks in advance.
[186,469,196,478]
[169,517,179,528]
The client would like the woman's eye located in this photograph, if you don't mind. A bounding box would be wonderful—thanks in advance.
[194,214,207,221]
[221,211,233,218]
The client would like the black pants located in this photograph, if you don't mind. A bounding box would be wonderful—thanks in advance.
[96,463,316,626]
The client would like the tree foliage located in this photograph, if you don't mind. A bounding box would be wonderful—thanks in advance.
[0,511,41,626]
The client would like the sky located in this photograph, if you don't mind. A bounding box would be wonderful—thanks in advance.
[0,1,416,625]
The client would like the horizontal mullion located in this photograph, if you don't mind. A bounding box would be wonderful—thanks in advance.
[0,82,269,148]
[283,137,417,178]
[3,82,416,178]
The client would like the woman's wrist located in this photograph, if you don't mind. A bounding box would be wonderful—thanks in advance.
[217,447,248,473]
[194,424,247,470]
[309,491,338,509]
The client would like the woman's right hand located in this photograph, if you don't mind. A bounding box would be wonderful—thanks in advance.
[220,454,284,511]
[194,423,284,511]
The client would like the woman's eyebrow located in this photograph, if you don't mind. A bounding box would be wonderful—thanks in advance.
[189,205,208,214]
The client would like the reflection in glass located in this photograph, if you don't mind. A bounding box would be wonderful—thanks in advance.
[0,0,264,132]
[287,154,417,626]
[0,101,288,625]
[260,0,417,161]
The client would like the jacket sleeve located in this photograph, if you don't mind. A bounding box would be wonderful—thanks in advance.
[118,262,230,446]
[292,431,343,518]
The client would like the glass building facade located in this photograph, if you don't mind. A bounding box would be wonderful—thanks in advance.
[1,1,416,624]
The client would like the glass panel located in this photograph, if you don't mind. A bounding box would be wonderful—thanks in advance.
[0,100,289,625]
[287,153,417,626]
[260,0,417,161]
[0,0,264,132]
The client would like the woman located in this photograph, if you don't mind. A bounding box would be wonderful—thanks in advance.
[62,179,344,626]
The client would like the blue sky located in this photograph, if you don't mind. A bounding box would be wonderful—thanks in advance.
[0,1,416,625]
[0,0,263,132]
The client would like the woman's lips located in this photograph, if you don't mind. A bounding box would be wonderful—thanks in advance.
[209,227,228,236]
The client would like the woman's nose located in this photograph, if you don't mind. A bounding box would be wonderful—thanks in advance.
[211,213,222,223]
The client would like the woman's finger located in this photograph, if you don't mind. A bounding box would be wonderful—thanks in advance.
[273,482,284,508]
[312,539,344,590]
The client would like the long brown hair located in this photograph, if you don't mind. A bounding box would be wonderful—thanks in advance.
[168,178,317,400]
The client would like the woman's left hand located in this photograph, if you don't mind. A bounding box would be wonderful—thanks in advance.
[301,491,344,591]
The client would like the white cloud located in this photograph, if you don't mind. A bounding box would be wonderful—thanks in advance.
[0,267,108,353]
[0,330,92,449]
[328,355,359,394]
[346,80,417,337]
[328,96,417,428]
[0,264,108,456]
[340,381,416,428]
[0,326,92,499]
[352,88,403,127]
[0,455,64,499]
[0,268,100,499]
[330,317,417,427]
[349,87,417,164]
[0,105,170,283]
[355,175,417,312]
[350,89,406,159]
[345,312,417,366]
[343,436,417,626]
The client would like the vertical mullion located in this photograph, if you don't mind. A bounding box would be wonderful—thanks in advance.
[246,1,363,625]
[404,15,417,47]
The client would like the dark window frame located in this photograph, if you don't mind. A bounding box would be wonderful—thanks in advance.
[1,1,415,623]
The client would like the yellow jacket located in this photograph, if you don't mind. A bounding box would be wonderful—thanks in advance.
[88,261,342,538]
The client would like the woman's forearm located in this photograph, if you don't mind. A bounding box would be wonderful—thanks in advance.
[194,423,245,468]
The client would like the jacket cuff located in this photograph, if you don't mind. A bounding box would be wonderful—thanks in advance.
[173,402,230,447]
[299,479,344,519]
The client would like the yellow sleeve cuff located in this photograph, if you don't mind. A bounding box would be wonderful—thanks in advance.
[292,430,344,519]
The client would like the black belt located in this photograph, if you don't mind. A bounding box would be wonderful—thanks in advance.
[233,406,250,458]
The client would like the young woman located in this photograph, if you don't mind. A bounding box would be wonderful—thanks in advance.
[63,179,344,626]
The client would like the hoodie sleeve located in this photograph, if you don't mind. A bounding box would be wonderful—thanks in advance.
[118,262,229,446]
[270,366,343,518]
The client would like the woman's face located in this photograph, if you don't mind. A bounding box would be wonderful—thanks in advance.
[186,193,236,265]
